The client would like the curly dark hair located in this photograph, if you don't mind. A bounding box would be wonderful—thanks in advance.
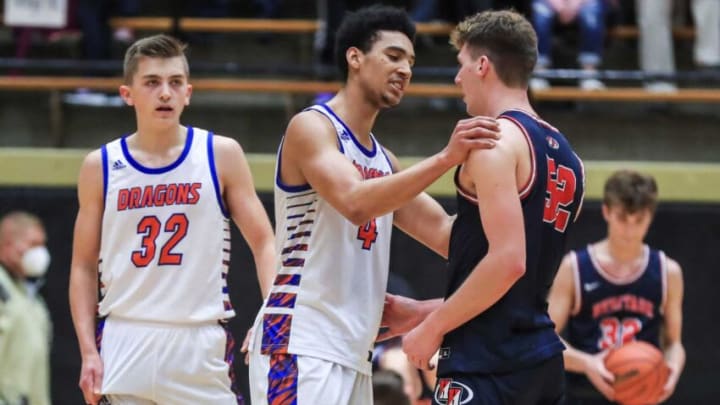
[335,5,415,80]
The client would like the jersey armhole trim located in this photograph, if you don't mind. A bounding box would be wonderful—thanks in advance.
[101,144,109,207]
[571,251,582,316]
[275,136,312,192]
[379,145,395,173]
[207,131,230,218]
[660,250,668,315]
[497,115,536,200]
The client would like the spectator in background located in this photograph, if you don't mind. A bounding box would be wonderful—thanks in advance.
[0,211,52,405]
[530,0,610,91]
[691,0,720,70]
[65,0,140,106]
[635,0,719,93]
[635,0,677,92]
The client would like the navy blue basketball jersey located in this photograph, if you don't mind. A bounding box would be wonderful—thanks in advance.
[438,109,585,375]
[566,245,666,353]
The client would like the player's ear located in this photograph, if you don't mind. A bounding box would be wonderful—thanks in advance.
[601,204,611,221]
[185,83,192,106]
[346,47,362,70]
[119,85,133,106]
[477,55,490,75]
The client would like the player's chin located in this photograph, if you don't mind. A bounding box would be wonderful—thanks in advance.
[380,93,403,109]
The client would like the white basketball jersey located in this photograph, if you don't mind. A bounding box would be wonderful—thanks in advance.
[255,104,394,375]
[98,127,235,323]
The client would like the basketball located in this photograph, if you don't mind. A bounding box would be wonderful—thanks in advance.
[604,341,670,405]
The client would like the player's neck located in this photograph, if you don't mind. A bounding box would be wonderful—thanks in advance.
[485,87,533,118]
[601,238,646,266]
[133,123,186,153]
[326,90,379,146]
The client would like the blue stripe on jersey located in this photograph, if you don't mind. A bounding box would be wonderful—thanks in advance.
[274,274,301,286]
[101,144,108,205]
[319,103,377,157]
[268,354,298,405]
[206,131,230,218]
[120,126,194,174]
[267,292,297,309]
[262,314,292,354]
[379,145,396,173]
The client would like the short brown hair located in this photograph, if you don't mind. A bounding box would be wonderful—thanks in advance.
[451,10,537,88]
[603,170,659,214]
[123,34,188,84]
[0,211,43,244]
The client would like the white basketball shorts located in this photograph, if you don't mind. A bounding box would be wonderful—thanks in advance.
[98,317,242,404]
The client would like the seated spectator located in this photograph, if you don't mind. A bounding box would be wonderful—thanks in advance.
[530,0,610,91]
[691,0,720,70]
[635,0,677,93]
[635,0,718,93]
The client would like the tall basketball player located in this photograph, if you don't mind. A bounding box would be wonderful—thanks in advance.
[549,170,685,405]
[247,5,501,405]
[69,34,275,405]
[382,10,586,404]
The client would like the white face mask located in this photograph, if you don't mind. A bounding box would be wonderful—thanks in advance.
[21,246,51,278]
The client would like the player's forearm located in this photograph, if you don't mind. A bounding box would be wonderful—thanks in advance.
[253,243,276,299]
[664,341,686,375]
[69,266,99,357]
[347,153,454,224]
[424,252,524,336]
[560,337,594,373]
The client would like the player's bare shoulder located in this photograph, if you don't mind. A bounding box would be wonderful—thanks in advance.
[211,134,245,160]
[283,109,338,151]
[209,134,252,187]
[665,256,683,277]
[77,148,104,195]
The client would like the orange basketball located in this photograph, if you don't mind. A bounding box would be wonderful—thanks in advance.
[604,341,670,405]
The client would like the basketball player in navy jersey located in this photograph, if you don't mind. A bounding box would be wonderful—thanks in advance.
[246,5,501,405]
[380,10,585,404]
[548,170,685,404]
[69,35,276,405]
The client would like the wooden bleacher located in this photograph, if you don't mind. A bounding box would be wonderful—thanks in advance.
[0,16,713,146]
[107,16,697,40]
[1,76,719,103]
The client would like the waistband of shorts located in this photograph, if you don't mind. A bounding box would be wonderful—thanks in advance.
[105,315,223,329]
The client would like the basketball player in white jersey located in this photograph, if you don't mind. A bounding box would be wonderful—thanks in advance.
[69,35,275,405]
[247,6,500,405]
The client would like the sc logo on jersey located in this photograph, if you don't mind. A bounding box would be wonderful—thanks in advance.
[434,378,474,405]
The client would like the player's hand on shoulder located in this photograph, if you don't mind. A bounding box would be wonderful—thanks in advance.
[442,116,500,166]
[583,350,615,401]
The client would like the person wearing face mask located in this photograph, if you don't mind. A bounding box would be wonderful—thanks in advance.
[0,211,52,405]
